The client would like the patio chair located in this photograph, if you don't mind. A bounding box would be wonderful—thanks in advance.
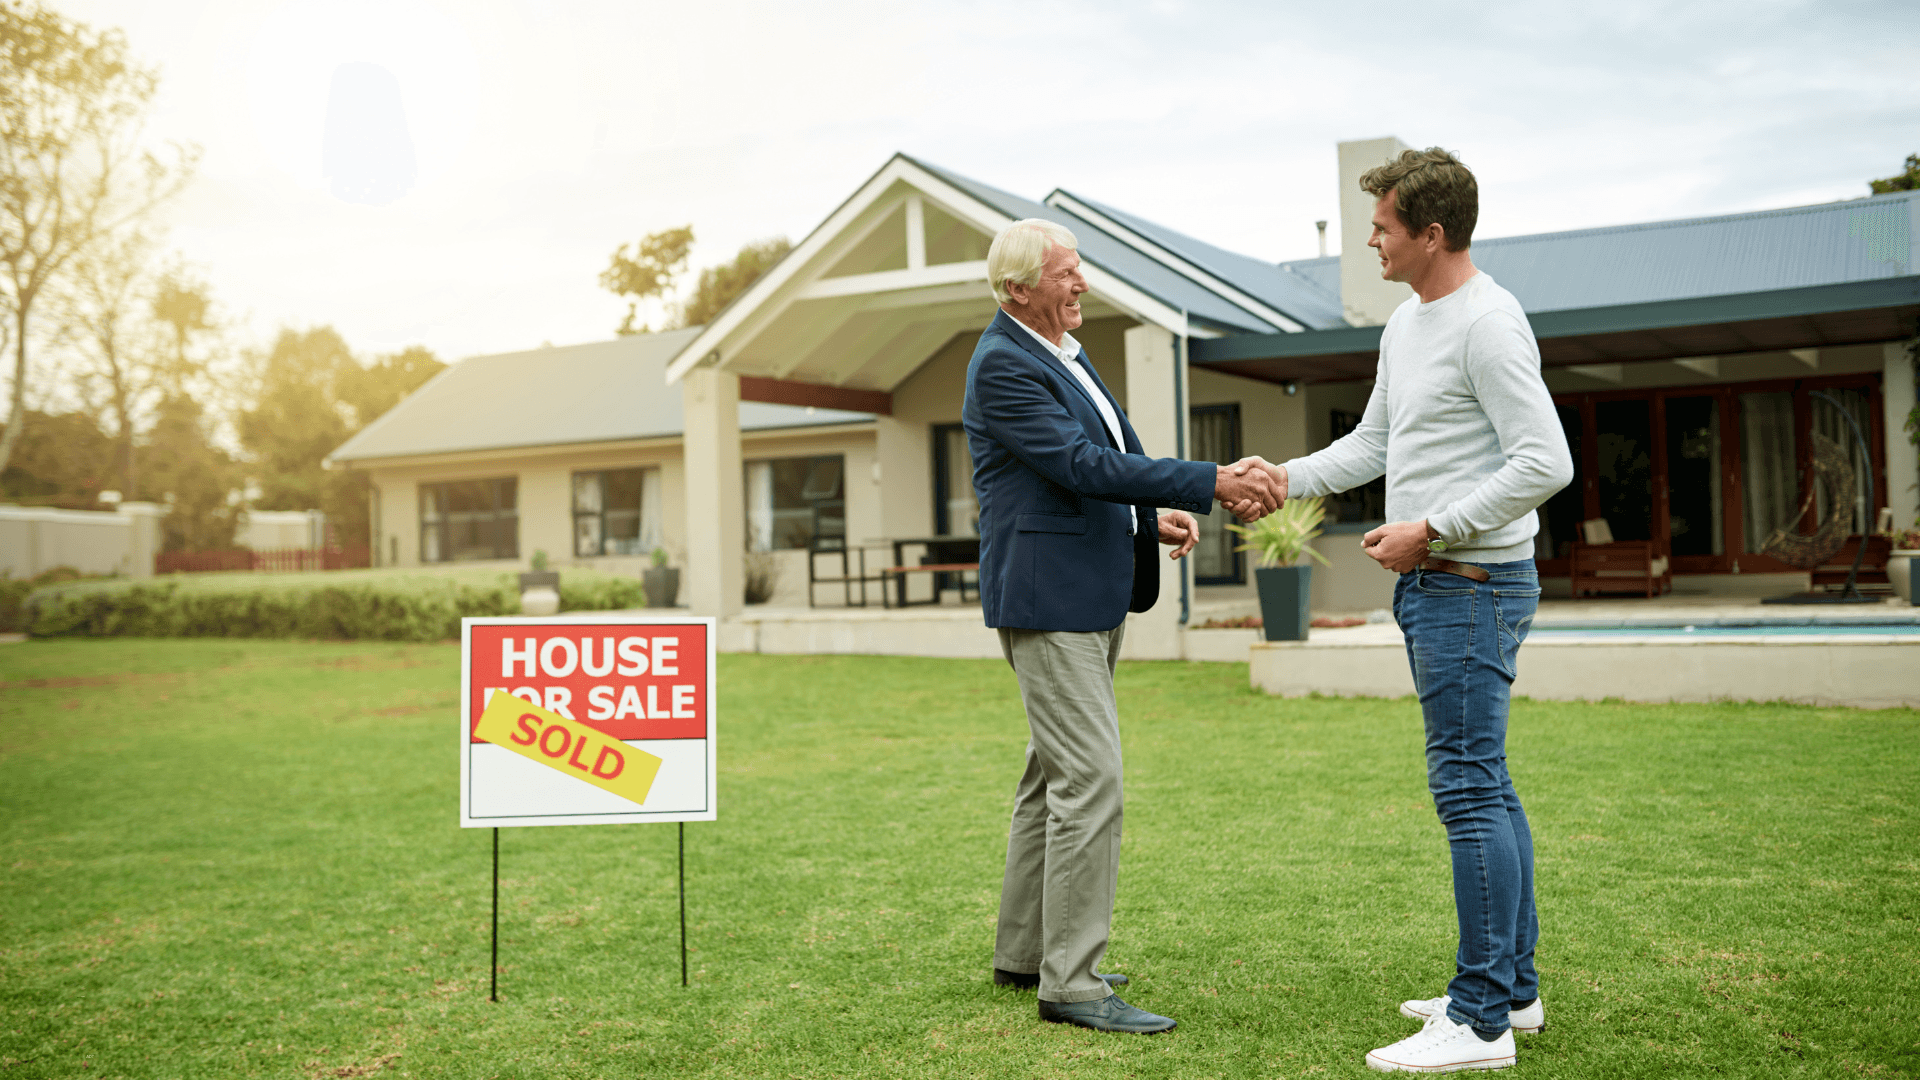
[1569,517,1671,598]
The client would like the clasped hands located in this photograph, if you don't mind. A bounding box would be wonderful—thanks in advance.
[1220,457,1434,572]
[1217,457,1288,523]
[1152,457,1286,563]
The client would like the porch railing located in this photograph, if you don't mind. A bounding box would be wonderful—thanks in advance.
[155,547,372,574]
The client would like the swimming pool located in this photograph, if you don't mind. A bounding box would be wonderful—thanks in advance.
[1533,622,1920,637]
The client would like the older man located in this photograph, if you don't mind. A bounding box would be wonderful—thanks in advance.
[964,218,1282,1034]
[1231,149,1572,1072]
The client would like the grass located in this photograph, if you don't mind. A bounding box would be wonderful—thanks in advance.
[1,639,1916,1079]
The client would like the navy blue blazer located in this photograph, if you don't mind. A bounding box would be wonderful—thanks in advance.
[962,310,1216,632]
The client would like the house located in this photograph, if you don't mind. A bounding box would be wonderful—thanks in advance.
[327,139,1920,657]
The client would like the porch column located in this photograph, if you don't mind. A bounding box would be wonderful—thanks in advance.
[683,366,744,618]
[1122,322,1188,660]
[1887,341,1918,530]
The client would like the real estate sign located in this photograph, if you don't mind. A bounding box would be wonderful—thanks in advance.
[459,616,717,827]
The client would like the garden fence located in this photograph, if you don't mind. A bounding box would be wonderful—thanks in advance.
[155,547,372,574]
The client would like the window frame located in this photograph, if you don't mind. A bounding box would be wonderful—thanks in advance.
[571,467,654,558]
[1188,402,1245,586]
[418,477,519,563]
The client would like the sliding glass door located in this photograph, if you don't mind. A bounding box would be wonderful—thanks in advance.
[1543,374,1884,577]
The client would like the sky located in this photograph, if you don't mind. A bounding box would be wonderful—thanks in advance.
[48,0,1920,369]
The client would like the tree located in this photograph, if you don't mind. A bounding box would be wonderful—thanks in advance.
[237,326,355,515]
[0,3,198,477]
[236,327,442,550]
[336,344,443,428]
[1870,154,1920,195]
[599,225,692,335]
[142,390,235,550]
[0,406,113,503]
[677,236,791,329]
[55,224,168,497]
[151,263,213,375]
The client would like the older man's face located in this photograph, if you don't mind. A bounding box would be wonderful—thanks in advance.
[1017,242,1088,344]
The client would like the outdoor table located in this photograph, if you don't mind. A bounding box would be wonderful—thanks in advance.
[866,535,981,607]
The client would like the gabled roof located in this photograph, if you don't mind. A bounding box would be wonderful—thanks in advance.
[327,330,872,465]
[903,156,1290,335]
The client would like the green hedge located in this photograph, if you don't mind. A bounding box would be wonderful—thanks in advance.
[22,568,650,642]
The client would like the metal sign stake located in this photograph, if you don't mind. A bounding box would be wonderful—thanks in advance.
[490,827,500,1002]
[679,823,688,987]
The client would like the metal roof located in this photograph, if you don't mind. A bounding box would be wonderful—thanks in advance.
[1193,275,1920,382]
[1273,190,1920,316]
[904,156,1284,335]
[327,329,873,465]
[1216,190,1920,380]
[1055,191,1347,330]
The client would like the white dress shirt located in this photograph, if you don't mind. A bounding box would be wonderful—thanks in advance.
[1009,317,1136,534]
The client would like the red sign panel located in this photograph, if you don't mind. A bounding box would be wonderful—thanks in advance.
[466,622,709,743]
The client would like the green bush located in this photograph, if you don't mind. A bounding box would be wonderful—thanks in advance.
[23,567,649,642]
[1,567,95,633]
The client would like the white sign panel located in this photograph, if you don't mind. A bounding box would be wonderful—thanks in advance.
[460,616,716,827]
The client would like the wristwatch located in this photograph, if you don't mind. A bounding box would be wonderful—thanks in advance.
[1426,522,1448,554]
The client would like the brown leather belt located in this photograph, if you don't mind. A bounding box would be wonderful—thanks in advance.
[1419,557,1490,583]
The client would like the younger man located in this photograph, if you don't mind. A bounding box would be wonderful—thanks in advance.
[1234,148,1572,1072]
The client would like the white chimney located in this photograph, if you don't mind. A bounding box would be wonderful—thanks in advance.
[1338,136,1415,327]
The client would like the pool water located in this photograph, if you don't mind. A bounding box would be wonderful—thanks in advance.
[1533,623,1920,637]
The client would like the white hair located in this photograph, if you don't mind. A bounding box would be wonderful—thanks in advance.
[987,218,1078,305]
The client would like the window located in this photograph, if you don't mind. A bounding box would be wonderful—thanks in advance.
[572,468,662,557]
[931,424,977,536]
[1188,404,1243,585]
[420,478,517,562]
[1326,409,1387,523]
[745,455,844,550]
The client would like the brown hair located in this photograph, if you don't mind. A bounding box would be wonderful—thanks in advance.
[1359,147,1477,252]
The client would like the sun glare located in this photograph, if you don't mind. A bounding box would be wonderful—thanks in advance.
[244,0,479,200]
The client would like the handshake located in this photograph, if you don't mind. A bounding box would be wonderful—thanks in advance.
[1214,456,1287,523]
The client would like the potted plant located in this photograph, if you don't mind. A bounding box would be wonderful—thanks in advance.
[1227,497,1331,641]
[1886,526,1920,605]
[644,546,680,608]
[519,550,561,615]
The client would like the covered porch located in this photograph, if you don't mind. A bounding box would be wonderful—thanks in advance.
[664,154,1224,659]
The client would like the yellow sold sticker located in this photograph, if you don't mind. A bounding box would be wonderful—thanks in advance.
[473,690,664,806]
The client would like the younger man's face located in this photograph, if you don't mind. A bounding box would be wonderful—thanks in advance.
[1367,189,1427,285]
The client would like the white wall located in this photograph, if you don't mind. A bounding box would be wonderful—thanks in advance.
[0,503,162,579]
[238,510,326,551]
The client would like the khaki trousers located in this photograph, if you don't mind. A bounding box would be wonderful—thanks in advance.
[992,623,1127,1003]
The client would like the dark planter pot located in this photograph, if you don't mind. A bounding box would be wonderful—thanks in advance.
[643,566,681,608]
[518,571,560,592]
[1253,565,1313,641]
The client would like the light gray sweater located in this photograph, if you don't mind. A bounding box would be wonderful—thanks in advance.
[1281,272,1573,564]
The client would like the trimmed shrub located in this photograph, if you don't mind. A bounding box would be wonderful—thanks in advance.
[1,567,94,633]
[24,568,649,642]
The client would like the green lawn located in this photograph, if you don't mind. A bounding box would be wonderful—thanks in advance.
[1,640,1915,1079]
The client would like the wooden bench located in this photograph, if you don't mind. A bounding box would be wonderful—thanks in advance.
[1810,534,1892,593]
[1570,540,1671,598]
[880,562,980,608]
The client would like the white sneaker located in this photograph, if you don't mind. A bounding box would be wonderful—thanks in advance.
[1367,1012,1516,1073]
[1399,993,1545,1035]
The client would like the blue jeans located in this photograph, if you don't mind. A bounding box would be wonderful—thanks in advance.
[1392,559,1541,1035]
